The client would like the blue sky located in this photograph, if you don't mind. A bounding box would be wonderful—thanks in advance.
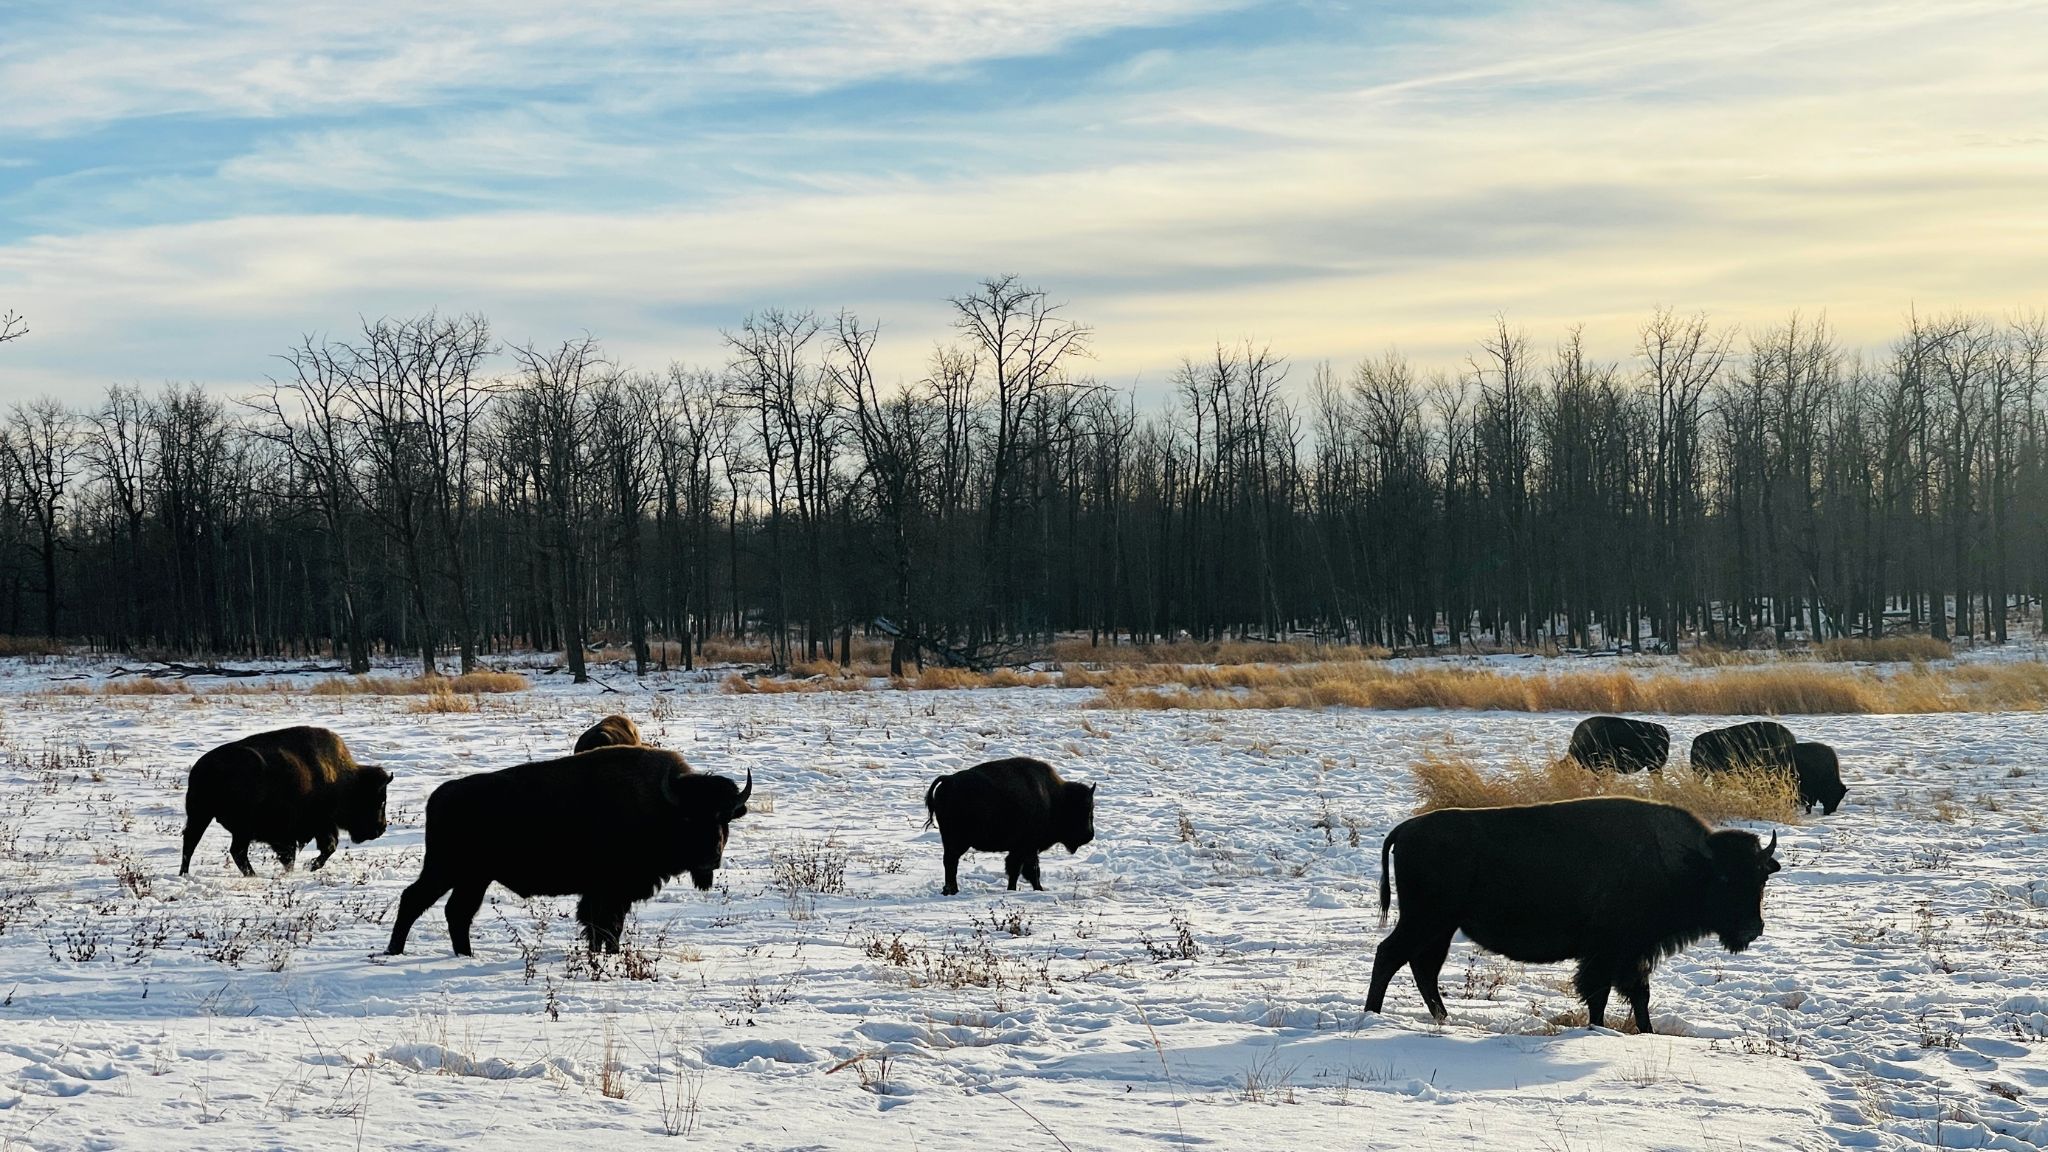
[2,0,2045,400]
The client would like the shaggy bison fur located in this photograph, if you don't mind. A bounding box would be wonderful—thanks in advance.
[1367,797,1780,1034]
[574,714,642,754]
[180,726,390,876]
[1567,715,1671,774]
[924,757,1095,895]
[385,746,750,956]
[1692,721,1846,814]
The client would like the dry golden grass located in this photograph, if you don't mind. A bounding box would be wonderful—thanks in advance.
[1813,635,1954,663]
[724,671,868,694]
[0,635,66,657]
[1087,660,2048,714]
[1046,638,1390,665]
[1410,752,1802,825]
[724,665,1057,694]
[405,691,481,714]
[308,670,530,695]
[1680,647,1773,667]
[699,639,775,664]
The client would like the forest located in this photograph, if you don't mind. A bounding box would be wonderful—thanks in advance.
[0,283,2041,678]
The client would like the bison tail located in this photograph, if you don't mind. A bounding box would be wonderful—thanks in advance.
[1377,823,1400,927]
[922,777,943,830]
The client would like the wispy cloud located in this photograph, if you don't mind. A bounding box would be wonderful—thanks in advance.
[0,0,2045,399]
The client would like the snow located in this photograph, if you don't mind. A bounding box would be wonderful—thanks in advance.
[0,659,2043,1150]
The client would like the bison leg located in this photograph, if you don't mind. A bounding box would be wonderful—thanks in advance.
[941,846,964,896]
[228,834,257,878]
[1366,918,1430,1016]
[1004,853,1025,891]
[1020,854,1044,892]
[577,896,626,954]
[386,867,456,955]
[1616,958,1655,1035]
[178,815,210,876]
[308,831,339,872]
[1408,929,1455,1022]
[272,841,299,871]
[1572,958,1617,1030]
[444,881,489,958]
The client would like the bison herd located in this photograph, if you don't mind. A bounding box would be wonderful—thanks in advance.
[1568,715,1850,814]
[177,709,1853,1037]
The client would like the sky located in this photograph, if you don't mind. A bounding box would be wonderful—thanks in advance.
[1,0,2045,402]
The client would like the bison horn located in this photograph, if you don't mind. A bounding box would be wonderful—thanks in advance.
[734,769,753,813]
[1763,829,1778,857]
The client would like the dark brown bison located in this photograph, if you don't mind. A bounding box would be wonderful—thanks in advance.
[385,746,751,956]
[923,757,1095,895]
[1366,797,1780,1034]
[574,714,642,754]
[179,726,390,876]
[1688,720,1796,774]
[1567,716,1670,774]
[1791,742,1849,815]
[1692,721,1846,814]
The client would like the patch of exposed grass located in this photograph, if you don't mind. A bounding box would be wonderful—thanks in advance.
[310,671,530,696]
[1087,661,2048,715]
[1044,638,1390,666]
[1410,752,1802,825]
[405,691,480,714]
[1814,635,1953,663]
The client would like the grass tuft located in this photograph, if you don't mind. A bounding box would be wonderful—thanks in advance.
[1410,752,1802,825]
[1813,635,1953,663]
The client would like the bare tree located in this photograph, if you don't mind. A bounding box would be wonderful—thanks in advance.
[949,276,1090,645]
[250,336,374,671]
[1,399,82,638]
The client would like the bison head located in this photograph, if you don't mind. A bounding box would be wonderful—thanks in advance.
[661,769,753,890]
[1056,781,1097,854]
[1702,828,1780,952]
[346,767,393,843]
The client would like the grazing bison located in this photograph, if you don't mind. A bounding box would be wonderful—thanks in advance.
[574,714,642,754]
[1792,742,1849,815]
[924,757,1095,895]
[1688,720,1796,774]
[1567,716,1671,774]
[1366,797,1780,1034]
[180,726,390,877]
[1692,721,1846,814]
[385,746,750,956]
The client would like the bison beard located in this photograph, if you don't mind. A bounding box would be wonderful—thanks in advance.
[1366,797,1780,1034]
[384,747,750,957]
[179,726,390,876]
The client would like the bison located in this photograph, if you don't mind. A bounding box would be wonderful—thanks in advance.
[1366,797,1780,1034]
[180,726,391,877]
[1792,742,1849,815]
[385,746,750,956]
[924,757,1095,895]
[1566,715,1671,774]
[575,714,642,754]
[1692,721,1846,814]
[1688,720,1796,774]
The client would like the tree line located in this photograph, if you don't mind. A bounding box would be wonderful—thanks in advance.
[0,283,2042,678]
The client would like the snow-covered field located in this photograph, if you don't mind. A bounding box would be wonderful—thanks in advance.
[0,660,2043,1151]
